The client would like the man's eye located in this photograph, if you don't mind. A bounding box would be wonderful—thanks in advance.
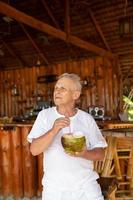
[61,87,66,90]
[54,87,67,92]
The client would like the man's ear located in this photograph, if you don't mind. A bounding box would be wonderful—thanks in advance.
[73,91,81,100]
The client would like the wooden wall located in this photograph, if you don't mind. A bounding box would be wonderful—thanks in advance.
[0,57,122,118]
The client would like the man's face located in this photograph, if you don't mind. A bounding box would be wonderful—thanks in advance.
[53,77,80,106]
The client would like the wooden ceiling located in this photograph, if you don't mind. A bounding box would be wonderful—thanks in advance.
[0,0,133,86]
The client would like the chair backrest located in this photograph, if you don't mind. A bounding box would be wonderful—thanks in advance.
[94,136,118,200]
[94,136,117,177]
[114,137,133,191]
[95,136,133,199]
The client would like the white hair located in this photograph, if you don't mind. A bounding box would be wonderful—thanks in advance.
[58,73,82,92]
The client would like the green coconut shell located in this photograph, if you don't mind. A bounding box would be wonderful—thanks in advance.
[61,134,86,153]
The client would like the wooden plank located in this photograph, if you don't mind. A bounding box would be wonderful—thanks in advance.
[10,127,23,197]
[108,62,114,116]
[21,127,37,197]
[123,65,133,81]
[0,72,6,116]
[69,35,114,57]
[12,70,17,116]
[6,71,11,116]
[111,60,118,117]
[0,61,5,69]
[0,2,114,58]
[95,57,105,106]
[0,73,4,116]
[88,8,111,51]
[80,59,89,110]
[0,58,120,118]
[2,40,25,67]
[37,154,43,196]
[3,71,8,116]
[16,70,21,114]
[1,129,12,196]
[103,58,110,115]
[65,0,70,38]
[40,0,60,29]
[90,59,96,105]
[19,23,49,65]
[119,53,133,60]
[0,128,2,194]
[10,70,14,116]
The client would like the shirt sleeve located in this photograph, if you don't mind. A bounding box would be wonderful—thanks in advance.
[27,110,48,143]
[87,116,107,149]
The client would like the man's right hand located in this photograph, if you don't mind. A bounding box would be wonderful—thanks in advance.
[52,117,70,134]
[30,117,70,156]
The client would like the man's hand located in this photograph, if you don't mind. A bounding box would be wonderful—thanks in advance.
[30,117,70,156]
[52,117,70,134]
[65,147,105,161]
[65,147,87,158]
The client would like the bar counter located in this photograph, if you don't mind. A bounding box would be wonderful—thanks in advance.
[0,121,133,199]
[0,123,43,199]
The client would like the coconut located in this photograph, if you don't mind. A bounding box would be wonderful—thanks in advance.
[61,134,86,154]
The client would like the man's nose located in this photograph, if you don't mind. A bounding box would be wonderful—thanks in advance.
[56,88,60,91]
[54,88,62,93]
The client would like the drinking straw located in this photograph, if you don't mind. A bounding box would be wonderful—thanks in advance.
[69,123,72,134]
[65,111,72,134]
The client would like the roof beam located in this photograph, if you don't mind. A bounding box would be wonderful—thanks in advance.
[40,0,60,29]
[19,23,49,65]
[119,53,133,60]
[2,40,27,67]
[118,50,133,55]
[0,1,114,58]
[123,66,133,81]
[0,61,5,69]
[88,8,111,51]
[80,2,111,51]
[65,0,70,39]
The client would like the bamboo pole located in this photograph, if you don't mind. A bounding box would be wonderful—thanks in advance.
[101,136,117,177]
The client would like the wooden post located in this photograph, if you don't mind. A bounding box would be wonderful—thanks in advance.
[10,127,23,197]
[37,153,43,197]
[0,127,12,196]
[0,128,2,195]
[21,126,37,198]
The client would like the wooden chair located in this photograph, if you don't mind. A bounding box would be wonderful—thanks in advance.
[94,136,118,200]
[114,137,133,200]
[94,135,133,200]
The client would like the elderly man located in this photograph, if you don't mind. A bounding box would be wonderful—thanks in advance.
[27,73,107,200]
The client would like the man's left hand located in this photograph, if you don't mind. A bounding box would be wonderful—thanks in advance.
[65,147,87,158]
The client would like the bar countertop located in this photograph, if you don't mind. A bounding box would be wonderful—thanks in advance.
[0,120,132,131]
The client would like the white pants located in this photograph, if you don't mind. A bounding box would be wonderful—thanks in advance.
[42,180,104,200]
